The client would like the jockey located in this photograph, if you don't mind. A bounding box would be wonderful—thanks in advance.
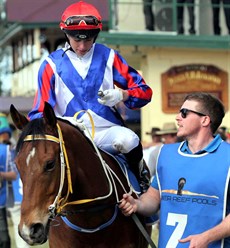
[28,1,153,192]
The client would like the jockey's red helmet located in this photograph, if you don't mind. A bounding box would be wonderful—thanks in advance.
[60,1,102,40]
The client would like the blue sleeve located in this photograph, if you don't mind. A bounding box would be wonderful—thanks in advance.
[151,176,159,190]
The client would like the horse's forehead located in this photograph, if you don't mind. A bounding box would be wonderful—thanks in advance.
[16,135,60,162]
[16,141,47,166]
[25,147,36,166]
[16,145,36,167]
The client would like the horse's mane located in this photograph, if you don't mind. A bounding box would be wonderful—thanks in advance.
[16,118,46,153]
[57,116,98,147]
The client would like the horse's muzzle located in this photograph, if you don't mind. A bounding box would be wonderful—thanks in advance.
[19,222,49,245]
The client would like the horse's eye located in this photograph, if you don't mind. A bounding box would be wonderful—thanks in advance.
[44,160,55,172]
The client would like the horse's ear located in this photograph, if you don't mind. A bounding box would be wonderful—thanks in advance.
[43,102,57,128]
[10,104,29,130]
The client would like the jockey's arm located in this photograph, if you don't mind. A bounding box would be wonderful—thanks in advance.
[121,89,129,102]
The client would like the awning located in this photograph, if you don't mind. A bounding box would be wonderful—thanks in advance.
[0,96,34,113]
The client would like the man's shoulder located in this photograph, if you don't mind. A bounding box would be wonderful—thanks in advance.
[162,142,181,149]
[223,140,230,145]
[221,140,230,149]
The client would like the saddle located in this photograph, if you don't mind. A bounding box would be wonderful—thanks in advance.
[101,150,150,194]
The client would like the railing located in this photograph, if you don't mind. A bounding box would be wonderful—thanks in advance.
[108,0,230,36]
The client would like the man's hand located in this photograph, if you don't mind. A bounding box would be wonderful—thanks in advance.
[179,233,209,248]
[119,193,138,216]
[98,89,123,107]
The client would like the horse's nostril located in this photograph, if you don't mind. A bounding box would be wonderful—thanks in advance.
[30,223,45,239]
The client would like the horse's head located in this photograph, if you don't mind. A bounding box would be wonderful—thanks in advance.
[10,102,61,245]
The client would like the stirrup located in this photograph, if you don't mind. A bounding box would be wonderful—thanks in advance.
[139,160,150,193]
[139,173,150,193]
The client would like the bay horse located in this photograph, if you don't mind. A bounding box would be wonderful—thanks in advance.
[10,102,151,248]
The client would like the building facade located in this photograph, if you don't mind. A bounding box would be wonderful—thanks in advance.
[0,0,229,142]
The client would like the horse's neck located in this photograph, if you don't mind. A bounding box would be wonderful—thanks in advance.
[61,123,129,204]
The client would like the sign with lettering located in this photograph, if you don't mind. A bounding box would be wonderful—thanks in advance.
[161,64,228,113]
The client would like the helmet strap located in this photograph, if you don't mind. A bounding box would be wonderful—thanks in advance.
[64,33,70,44]
[93,35,98,43]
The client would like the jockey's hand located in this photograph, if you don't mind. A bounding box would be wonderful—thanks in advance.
[97,89,123,107]
[119,193,137,216]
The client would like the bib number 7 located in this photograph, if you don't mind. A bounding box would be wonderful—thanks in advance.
[166,213,188,248]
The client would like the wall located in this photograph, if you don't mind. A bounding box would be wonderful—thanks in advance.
[139,47,230,143]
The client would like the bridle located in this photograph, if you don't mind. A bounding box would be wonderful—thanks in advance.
[23,123,73,217]
[23,122,133,218]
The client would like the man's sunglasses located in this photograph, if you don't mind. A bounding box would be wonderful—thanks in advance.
[179,108,206,118]
[64,15,101,27]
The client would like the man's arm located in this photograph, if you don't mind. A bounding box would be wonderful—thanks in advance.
[0,171,17,181]
[119,186,160,217]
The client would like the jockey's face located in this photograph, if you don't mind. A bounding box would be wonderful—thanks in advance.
[67,35,94,57]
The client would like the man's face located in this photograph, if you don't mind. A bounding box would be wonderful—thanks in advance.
[176,100,206,139]
[0,132,10,143]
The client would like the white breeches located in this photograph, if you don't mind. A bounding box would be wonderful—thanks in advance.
[88,126,140,154]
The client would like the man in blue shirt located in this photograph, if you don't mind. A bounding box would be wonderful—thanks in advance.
[0,113,17,248]
[119,92,230,247]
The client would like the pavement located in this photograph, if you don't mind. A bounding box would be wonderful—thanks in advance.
[8,217,49,248]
